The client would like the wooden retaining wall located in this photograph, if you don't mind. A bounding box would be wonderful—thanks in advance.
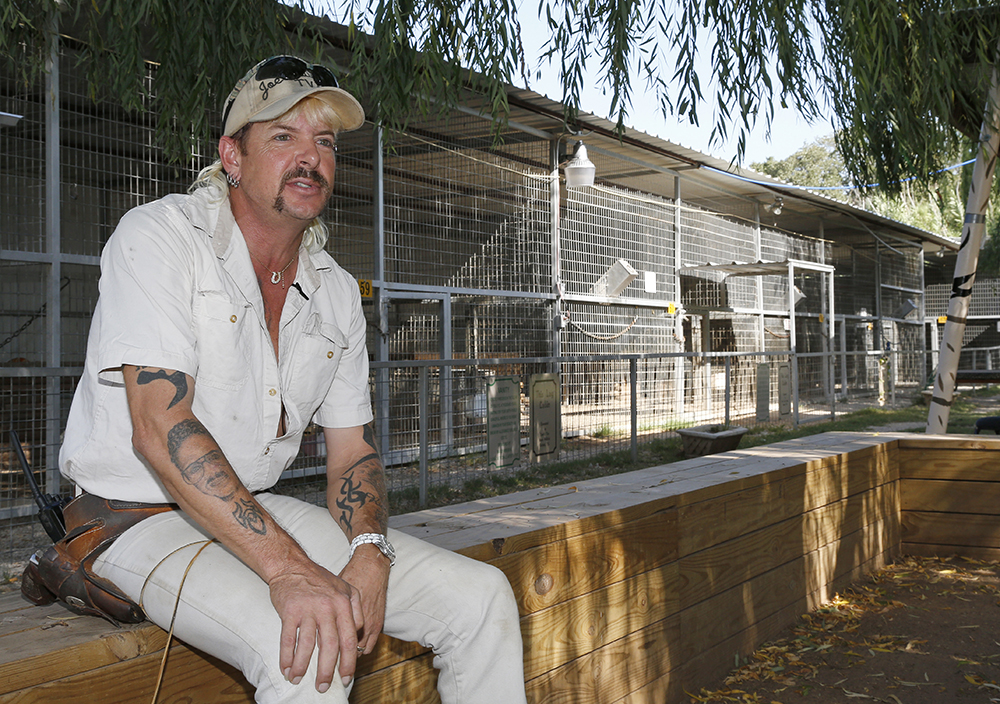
[2,431,996,703]
[899,435,1000,560]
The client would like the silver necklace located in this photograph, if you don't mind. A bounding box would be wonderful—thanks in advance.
[250,251,297,288]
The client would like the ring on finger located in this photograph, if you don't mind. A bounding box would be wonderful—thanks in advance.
[357,646,364,653]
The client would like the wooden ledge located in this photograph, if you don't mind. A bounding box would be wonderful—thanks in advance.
[0,431,924,702]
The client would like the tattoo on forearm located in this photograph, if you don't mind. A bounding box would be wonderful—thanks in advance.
[167,419,210,466]
[232,498,267,535]
[182,450,238,501]
[167,419,237,501]
[335,469,383,532]
[136,367,188,409]
[164,419,266,536]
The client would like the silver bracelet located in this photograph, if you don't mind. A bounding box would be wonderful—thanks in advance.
[349,532,396,567]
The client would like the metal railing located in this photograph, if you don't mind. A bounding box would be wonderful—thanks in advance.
[0,349,933,578]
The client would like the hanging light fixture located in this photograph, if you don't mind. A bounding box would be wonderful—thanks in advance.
[564,141,595,189]
[0,112,22,128]
[763,196,784,216]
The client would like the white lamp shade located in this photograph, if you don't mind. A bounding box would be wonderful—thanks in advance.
[565,143,595,188]
[0,112,22,128]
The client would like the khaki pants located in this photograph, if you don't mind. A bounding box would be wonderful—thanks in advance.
[94,493,527,703]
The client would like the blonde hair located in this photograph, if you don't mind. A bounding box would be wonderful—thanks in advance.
[190,97,343,254]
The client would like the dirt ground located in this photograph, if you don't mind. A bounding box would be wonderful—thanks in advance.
[690,555,1000,704]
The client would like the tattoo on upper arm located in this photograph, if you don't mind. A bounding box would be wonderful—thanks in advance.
[362,423,382,458]
[136,367,188,409]
[166,419,238,502]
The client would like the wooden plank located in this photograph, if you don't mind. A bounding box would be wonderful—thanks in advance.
[524,615,681,704]
[902,543,1000,561]
[899,448,1000,481]
[0,596,158,665]
[902,510,1000,549]
[398,437,900,559]
[521,562,680,681]
[679,516,896,666]
[678,448,895,557]
[353,635,429,679]
[491,509,678,617]
[411,493,681,562]
[677,483,898,609]
[902,478,1000,514]
[898,435,1000,451]
[0,643,253,704]
[614,549,893,704]
[349,652,439,704]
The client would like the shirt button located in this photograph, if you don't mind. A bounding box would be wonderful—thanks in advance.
[327,351,334,358]
[268,388,277,396]
[264,447,270,455]
[230,315,238,323]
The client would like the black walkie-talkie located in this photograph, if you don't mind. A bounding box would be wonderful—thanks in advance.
[10,429,69,542]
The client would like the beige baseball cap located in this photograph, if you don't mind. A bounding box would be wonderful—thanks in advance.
[222,56,365,137]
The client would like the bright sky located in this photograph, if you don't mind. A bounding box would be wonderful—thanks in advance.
[516,16,833,166]
[307,0,831,164]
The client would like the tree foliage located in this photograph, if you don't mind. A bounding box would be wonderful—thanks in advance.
[752,136,968,239]
[2,0,999,191]
[752,136,845,189]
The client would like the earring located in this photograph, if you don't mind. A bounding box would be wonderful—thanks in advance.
[226,172,240,188]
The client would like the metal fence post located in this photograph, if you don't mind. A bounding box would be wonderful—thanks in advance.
[792,353,800,427]
[724,356,731,427]
[630,357,638,463]
[890,350,896,407]
[829,351,836,421]
[419,366,428,508]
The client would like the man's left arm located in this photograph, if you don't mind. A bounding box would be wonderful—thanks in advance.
[324,422,390,654]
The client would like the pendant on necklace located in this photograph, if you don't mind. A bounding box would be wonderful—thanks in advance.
[271,271,281,285]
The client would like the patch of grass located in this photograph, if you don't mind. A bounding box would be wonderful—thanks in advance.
[592,425,622,439]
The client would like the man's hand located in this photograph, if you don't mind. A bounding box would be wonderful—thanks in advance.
[341,545,391,654]
[268,561,365,692]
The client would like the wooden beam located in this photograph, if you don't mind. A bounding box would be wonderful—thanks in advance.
[491,510,678,616]
[900,448,1000,481]
[902,510,1000,550]
[520,563,680,681]
[902,478,1000,514]
[524,614,681,704]
[0,644,253,704]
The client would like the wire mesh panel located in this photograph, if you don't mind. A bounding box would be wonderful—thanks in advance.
[0,58,44,255]
[927,277,1000,319]
[59,47,212,259]
[561,183,676,302]
[0,261,47,366]
[0,372,79,576]
[325,127,375,278]
[381,119,552,293]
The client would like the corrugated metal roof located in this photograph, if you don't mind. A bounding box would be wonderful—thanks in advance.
[486,86,959,254]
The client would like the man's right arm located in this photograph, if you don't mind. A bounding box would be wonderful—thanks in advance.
[122,364,363,692]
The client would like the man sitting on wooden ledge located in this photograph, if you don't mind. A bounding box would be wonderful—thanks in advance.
[55,55,527,703]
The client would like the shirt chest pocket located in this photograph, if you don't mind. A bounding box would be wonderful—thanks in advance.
[192,291,253,390]
[289,316,348,414]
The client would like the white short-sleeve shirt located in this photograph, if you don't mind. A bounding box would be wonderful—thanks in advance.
[60,186,373,503]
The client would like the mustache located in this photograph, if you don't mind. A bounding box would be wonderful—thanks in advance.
[280,166,330,191]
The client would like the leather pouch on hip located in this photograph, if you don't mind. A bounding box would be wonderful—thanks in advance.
[21,493,174,625]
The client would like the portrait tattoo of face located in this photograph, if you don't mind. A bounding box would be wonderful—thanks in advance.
[166,419,238,502]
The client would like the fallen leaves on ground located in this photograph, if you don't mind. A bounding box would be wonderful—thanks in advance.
[689,555,1000,704]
